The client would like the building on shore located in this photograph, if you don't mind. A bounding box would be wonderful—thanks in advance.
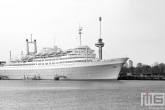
[136,62,142,68]
[154,62,159,66]
[129,60,133,68]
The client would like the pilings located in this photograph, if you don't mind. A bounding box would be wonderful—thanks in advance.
[23,75,40,80]
[0,76,9,80]
[54,75,66,80]
[118,75,165,80]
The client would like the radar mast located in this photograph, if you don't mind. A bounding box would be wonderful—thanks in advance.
[79,25,83,46]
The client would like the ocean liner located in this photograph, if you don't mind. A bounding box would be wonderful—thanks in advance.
[0,18,128,80]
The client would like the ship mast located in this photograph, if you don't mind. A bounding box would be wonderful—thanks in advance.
[10,51,11,61]
[79,25,83,46]
[31,34,32,42]
[54,37,56,47]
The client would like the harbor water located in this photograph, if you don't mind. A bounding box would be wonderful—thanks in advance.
[0,80,165,110]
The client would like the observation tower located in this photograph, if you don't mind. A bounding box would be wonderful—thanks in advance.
[95,17,104,60]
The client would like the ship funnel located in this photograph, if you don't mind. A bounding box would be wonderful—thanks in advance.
[26,39,29,55]
[26,35,37,55]
[34,39,37,54]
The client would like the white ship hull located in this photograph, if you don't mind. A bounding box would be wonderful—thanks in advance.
[0,58,128,80]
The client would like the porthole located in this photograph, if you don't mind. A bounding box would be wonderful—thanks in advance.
[113,66,117,69]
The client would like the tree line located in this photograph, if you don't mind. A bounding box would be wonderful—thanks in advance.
[120,63,165,76]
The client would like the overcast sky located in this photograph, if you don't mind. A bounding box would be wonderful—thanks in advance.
[0,0,165,66]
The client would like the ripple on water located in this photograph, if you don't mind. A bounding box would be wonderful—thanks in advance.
[0,80,165,110]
